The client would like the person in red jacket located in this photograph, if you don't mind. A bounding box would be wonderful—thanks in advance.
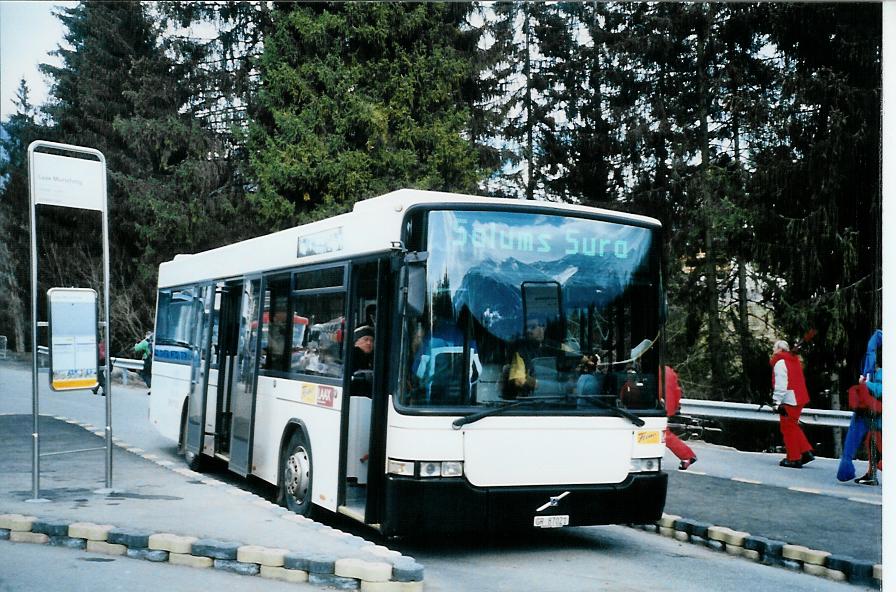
[770,340,815,468]
[664,366,697,470]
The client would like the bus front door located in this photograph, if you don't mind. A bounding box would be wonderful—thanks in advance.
[228,277,262,477]
[184,285,214,462]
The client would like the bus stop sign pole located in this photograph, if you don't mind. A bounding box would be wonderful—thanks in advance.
[27,141,112,500]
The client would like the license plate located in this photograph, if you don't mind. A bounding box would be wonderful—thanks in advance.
[534,515,569,528]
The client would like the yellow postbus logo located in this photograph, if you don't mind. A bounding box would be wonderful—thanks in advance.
[636,430,661,445]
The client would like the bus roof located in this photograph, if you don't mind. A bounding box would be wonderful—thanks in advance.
[157,189,661,288]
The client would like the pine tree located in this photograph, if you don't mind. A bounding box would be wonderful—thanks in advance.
[751,3,882,394]
[37,1,265,351]
[0,81,51,352]
[248,3,482,226]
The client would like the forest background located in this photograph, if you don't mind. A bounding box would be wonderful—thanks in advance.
[0,2,882,422]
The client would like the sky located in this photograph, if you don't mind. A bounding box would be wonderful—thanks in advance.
[0,1,76,120]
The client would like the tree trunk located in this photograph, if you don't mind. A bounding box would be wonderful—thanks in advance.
[697,5,727,395]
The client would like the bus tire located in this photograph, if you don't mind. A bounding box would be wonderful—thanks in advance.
[280,429,313,516]
[179,402,204,472]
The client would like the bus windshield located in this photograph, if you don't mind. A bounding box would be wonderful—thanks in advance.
[400,209,663,414]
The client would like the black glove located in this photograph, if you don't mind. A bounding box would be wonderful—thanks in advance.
[777,405,788,417]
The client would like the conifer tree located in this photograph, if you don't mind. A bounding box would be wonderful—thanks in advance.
[248,2,481,226]
[0,81,50,352]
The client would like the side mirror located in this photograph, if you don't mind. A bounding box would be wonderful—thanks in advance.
[630,339,652,361]
[403,252,428,318]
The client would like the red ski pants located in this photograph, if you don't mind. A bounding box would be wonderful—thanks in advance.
[780,404,813,461]
[665,428,695,461]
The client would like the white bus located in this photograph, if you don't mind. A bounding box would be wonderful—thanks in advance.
[149,189,669,535]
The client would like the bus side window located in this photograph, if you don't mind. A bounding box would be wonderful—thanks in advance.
[261,277,291,372]
[292,292,345,379]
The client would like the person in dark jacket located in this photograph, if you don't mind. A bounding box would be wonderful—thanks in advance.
[351,325,374,372]
[91,340,107,396]
[770,340,815,468]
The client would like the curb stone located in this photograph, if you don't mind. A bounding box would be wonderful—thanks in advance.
[641,514,882,588]
[0,512,426,590]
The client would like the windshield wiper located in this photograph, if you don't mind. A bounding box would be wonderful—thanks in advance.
[575,395,645,427]
[451,396,567,429]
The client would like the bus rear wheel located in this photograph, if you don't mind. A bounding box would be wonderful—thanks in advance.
[281,430,313,516]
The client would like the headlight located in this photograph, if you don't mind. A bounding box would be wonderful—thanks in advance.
[630,457,662,472]
[387,459,415,476]
[387,459,464,478]
[441,461,464,477]
[419,461,441,478]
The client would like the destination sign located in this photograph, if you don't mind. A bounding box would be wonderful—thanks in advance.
[450,219,630,259]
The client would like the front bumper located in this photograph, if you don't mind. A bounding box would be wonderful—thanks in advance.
[381,471,667,536]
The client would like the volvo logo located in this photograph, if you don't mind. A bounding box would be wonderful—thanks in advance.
[536,491,570,513]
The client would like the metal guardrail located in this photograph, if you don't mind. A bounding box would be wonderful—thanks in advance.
[28,347,852,425]
[680,398,852,429]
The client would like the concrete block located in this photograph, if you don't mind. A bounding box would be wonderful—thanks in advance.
[48,536,86,549]
[656,514,680,528]
[743,536,785,566]
[801,548,831,566]
[214,559,260,576]
[335,558,392,582]
[782,544,809,561]
[705,540,725,552]
[782,559,802,572]
[86,540,127,556]
[108,527,153,549]
[283,552,311,571]
[659,526,676,537]
[31,519,71,537]
[686,521,712,539]
[0,514,36,532]
[724,530,749,547]
[237,544,288,567]
[0,529,9,540]
[803,563,827,577]
[724,545,743,557]
[169,553,213,568]
[707,526,732,542]
[68,522,114,541]
[260,565,309,583]
[309,573,361,589]
[149,533,197,554]
[847,560,877,586]
[192,538,241,560]
[673,531,689,542]
[126,548,169,562]
[824,569,847,582]
[391,558,425,582]
[306,553,338,574]
[742,549,760,561]
[874,564,883,581]
[10,532,49,545]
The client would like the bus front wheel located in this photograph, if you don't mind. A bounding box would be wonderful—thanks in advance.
[179,404,204,472]
[281,430,313,516]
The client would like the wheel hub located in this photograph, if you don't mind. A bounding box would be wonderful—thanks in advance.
[285,446,310,503]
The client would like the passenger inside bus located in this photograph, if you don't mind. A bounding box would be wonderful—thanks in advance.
[350,325,374,396]
[503,316,565,399]
[411,316,482,405]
